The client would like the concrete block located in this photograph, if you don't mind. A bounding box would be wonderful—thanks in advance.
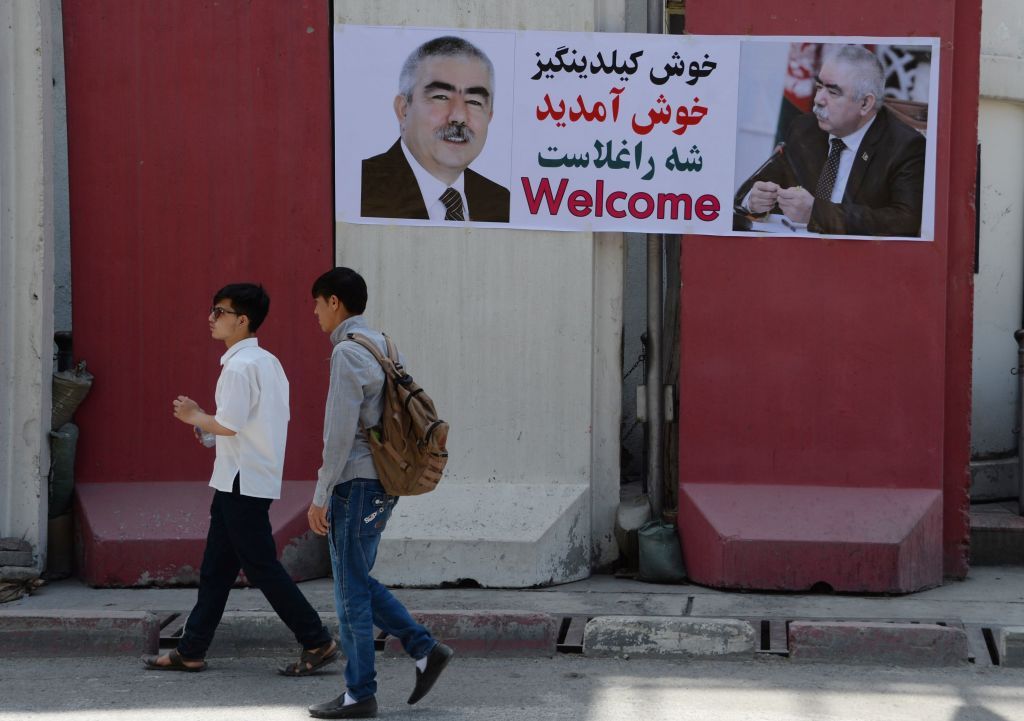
[0,539,31,552]
[788,621,968,666]
[376,483,591,588]
[680,484,944,593]
[76,481,329,587]
[0,550,33,566]
[582,616,757,658]
[996,626,1024,667]
[0,611,159,656]
[384,611,559,657]
[970,502,1024,566]
[0,566,40,582]
[969,458,1017,502]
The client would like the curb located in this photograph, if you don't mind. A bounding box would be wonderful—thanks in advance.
[201,610,559,657]
[788,621,969,666]
[386,611,559,657]
[996,626,1024,667]
[582,616,757,658]
[0,611,159,657]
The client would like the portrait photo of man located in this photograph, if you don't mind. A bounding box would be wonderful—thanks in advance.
[733,43,928,237]
[360,35,511,223]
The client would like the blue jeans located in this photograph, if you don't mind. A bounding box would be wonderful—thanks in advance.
[328,478,435,701]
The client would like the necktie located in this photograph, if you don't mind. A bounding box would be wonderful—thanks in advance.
[440,187,465,221]
[814,138,846,202]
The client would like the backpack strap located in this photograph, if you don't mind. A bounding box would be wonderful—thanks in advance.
[383,334,402,370]
[345,333,403,380]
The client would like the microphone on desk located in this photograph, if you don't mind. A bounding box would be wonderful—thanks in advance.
[733,142,800,231]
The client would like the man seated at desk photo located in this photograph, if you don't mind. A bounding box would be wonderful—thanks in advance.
[733,44,925,237]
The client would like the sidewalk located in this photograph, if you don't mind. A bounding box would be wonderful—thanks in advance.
[2,567,1023,667]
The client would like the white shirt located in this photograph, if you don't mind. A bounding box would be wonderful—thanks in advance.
[400,139,471,221]
[209,337,290,499]
[827,114,876,203]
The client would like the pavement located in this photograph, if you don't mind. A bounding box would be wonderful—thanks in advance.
[2,567,1024,668]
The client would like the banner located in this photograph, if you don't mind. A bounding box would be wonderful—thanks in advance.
[334,25,939,240]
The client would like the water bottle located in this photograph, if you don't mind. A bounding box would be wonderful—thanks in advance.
[194,426,216,448]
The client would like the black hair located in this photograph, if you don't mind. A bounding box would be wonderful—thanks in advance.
[212,283,270,332]
[310,267,367,315]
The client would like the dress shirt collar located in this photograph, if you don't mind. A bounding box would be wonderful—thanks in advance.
[832,113,876,158]
[220,336,259,366]
[400,139,467,218]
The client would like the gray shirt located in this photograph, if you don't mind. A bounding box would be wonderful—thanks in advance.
[313,315,398,507]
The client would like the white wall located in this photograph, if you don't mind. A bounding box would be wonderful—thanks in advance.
[968,0,1024,499]
[972,100,1024,458]
[333,0,625,583]
[0,0,55,567]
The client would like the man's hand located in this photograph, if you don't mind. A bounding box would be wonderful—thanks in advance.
[777,186,814,224]
[172,396,203,426]
[307,502,329,536]
[747,181,780,215]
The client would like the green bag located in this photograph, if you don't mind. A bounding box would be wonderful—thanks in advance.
[637,520,687,583]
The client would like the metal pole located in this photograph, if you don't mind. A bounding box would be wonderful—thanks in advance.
[646,234,664,520]
[646,0,664,520]
[1016,329,1024,515]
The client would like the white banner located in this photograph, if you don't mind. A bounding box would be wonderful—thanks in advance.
[335,25,939,240]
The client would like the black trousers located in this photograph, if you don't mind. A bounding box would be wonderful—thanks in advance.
[177,475,330,659]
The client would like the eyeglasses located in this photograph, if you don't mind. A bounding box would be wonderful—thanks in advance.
[209,306,241,319]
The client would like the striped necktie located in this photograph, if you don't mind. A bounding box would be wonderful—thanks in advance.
[440,187,465,221]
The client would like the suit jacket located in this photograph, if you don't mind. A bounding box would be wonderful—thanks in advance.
[734,107,925,236]
[361,140,510,222]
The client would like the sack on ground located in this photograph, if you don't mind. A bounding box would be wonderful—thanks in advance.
[345,333,448,496]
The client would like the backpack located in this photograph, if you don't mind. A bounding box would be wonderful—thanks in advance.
[344,333,448,496]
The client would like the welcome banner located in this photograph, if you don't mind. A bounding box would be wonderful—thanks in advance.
[334,25,939,240]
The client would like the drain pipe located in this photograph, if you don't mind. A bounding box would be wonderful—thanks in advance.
[1016,329,1024,515]
[646,0,665,521]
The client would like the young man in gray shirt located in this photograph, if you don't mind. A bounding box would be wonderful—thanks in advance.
[305,268,452,719]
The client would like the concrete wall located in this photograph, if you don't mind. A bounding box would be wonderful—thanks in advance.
[0,0,56,568]
[334,0,625,585]
[969,0,1024,499]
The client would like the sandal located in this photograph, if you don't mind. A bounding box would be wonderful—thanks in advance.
[277,639,339,677]
[141,648,207,672]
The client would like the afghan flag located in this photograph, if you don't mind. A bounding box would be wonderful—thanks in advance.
[775,43,822,146]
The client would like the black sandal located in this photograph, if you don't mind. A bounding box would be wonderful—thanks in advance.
[277,639,339,677]
[141,648,207,672]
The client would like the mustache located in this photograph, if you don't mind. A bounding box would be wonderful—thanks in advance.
[435,123,474,142]
[812,105,829,121]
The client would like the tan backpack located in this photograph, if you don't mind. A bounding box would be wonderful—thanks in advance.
[344,333,448,496]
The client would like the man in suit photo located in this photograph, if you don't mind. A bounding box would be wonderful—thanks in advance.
[734,44,926,237]
[361,35,510,223]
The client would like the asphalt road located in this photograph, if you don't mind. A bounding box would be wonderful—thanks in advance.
[1,654,1022,721]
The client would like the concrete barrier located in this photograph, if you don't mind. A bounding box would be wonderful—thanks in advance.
[582,616,757,658]
[788,621,968,666]
[996,626,1024,667]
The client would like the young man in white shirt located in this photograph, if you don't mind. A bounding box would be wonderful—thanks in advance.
[143,283,336,675]
[305,267,452,719]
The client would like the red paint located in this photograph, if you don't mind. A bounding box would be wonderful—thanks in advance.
[681,484,943,592]
[62,1,332,489]
[680,1,979,589]
[75,481,322,587]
